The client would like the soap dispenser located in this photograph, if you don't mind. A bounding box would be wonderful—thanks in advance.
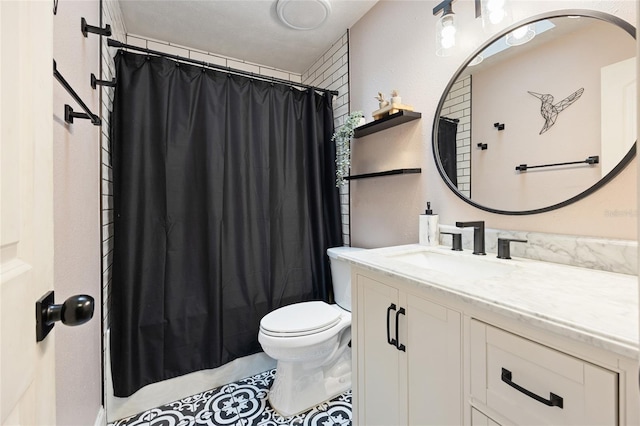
[419,202,439,246]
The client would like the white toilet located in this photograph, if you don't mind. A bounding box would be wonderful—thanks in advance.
[258,246,362,417]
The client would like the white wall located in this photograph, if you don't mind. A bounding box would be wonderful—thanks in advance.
[53,1,103,425]
[349,0,637,248]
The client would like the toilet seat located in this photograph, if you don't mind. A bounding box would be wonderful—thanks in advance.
[260,301,342,338]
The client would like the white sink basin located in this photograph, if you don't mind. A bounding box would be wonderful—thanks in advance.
[387,249,520,280]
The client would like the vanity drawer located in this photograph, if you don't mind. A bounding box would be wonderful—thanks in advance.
[470,320,617,425]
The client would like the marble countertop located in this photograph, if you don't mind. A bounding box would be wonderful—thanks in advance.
[339,244,638,359]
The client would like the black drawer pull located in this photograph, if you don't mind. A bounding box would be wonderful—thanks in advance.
[501,368,563,409]
[395,307,406,352]
[386,303,397,346]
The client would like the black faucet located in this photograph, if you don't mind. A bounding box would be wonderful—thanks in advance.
[455,221,486,255]
[440,232,462,251]
[497,238,528,259]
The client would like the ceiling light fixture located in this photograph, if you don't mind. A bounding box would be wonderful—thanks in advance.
[433,0,513,57]
[433,0,457,57]
[276,0,332,31]
[505,24,536,46]
[479,0,511,33]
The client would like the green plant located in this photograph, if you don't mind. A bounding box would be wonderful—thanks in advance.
[333,111,364,187]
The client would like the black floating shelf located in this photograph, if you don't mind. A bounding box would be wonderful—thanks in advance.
[346,168,422,180]
[354,110,422,138]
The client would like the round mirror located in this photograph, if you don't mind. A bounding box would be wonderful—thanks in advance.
[433,10,636,215]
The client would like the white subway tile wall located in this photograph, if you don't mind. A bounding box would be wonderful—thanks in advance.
[303,32,350,246]
[126,34,304,84]
[101,0,127,406]
[101,0,125,326]
[440,75,471,197]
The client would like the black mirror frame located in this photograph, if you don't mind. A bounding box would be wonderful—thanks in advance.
[432,9,636,215]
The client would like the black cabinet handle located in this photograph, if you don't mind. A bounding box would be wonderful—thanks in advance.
[395,307,406,352]
[501,368,563,409]
[386,303,397,347]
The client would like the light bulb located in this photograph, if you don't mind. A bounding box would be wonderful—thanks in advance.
[441,23,456,39]
[436,12,456,57]
[511,26,528,40]
[481,0,511,32]
[506,24,535,46]
[441,35,455,49]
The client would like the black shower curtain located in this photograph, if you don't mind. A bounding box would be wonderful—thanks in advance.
[438,118,458,186]
[110,51,343,397]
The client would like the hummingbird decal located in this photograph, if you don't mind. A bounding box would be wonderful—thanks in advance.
[528,88,584,135]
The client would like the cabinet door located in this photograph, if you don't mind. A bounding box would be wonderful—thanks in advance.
[356,274,403,425]
[406,295,462,425]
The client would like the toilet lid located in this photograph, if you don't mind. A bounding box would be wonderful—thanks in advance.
[260,301,341,337]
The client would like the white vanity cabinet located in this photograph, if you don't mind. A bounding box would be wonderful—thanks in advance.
[352,270,463,425]
[349,260,639,426]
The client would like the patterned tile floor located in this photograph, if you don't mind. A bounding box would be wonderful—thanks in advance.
[109,369,352,426]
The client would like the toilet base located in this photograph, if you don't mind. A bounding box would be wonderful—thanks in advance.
[267,347,351,417]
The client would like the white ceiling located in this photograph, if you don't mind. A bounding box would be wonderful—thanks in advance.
[119,0,379,74]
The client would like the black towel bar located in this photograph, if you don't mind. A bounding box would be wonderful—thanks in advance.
[53,60,101,126]
[516,156,598,172]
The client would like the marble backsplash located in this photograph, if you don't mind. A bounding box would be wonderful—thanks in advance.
[438,224,637,275]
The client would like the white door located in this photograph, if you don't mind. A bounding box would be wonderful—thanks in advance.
[600,57,637,176]
[1,1,55,425]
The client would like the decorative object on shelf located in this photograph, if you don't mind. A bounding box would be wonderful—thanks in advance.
[515,155,599,172]
[372,90,414,120]
[391,89,402,105]
[333,110,364,187]
[494,122,505,131]
[528,88,584,135]
[375,92,389,109]
[372,91,415,121]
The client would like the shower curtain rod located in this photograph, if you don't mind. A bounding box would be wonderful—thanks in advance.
[440,116,460,123]
[107,39,339,97]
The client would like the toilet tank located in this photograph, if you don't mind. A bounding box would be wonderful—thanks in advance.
[327,246,364,312]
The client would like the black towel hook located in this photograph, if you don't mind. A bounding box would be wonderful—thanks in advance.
[91,73,116,89]
[81,17,111,37]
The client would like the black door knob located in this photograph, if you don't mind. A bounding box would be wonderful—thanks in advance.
[48,294,95,326]
[36,291,95,342]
